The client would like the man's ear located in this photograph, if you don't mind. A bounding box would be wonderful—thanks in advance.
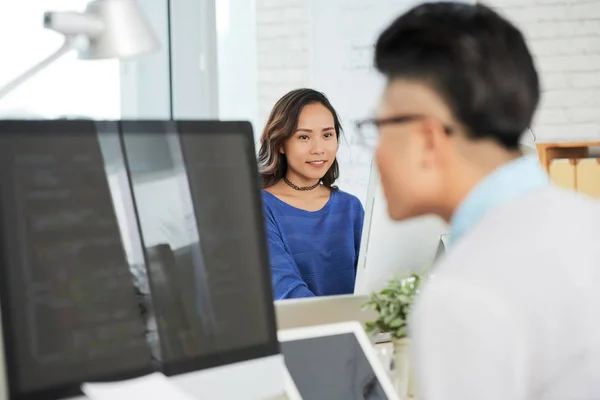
[422,118,452,150]
[421,119,450,169]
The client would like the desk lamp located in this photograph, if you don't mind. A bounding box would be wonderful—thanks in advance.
[0,0,160,100]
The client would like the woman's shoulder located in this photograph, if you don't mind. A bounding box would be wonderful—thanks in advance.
[330,189,364,221]
[260,188,272,199]
[332,189,363,209]
[261,188,290,204]
[260,190,282,229]
[261,189,278,208]
[261,188,297,216]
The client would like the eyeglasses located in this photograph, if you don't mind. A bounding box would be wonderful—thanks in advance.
[354,114,454,149]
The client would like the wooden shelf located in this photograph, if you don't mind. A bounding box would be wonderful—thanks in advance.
[536,141,600,199]
[536,141,600,173]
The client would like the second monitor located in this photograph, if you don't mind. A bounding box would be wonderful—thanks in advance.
[121,120,284,398]
[354,159,449,295]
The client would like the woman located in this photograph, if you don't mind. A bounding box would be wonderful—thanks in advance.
[258,88,365,300]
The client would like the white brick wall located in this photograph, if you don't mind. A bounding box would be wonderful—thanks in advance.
[256,0,600,143]
[255,0,311,130]
[484,0,600,142]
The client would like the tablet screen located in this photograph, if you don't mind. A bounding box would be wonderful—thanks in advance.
[280,333,390,400]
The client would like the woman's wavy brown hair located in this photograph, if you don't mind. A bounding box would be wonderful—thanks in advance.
[257,88,342,189]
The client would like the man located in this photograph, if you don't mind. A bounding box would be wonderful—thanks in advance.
[368,2,600,399]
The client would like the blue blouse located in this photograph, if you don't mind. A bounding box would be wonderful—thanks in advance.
[261,189,365,299]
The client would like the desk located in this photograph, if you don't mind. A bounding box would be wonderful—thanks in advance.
[274,295,375,330]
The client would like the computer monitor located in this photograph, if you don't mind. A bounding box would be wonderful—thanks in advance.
[354,160,449,295]
[120,120,284,399]
[0,120,155,400]
[0,120,285,400]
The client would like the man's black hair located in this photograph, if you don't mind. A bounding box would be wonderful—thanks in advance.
[375,2,539,150]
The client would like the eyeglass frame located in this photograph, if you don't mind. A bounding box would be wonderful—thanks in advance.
[354,114,454,148]
[354,115,537,148]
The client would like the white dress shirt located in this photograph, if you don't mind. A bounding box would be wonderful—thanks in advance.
[411,158,600,400]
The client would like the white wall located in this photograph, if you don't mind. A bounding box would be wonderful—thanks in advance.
[255,0,312,129]
[256,0,600,146]
[121,0,171,119]
[482,1,600,143]
[216,0,260,134]
[171,0,220,119]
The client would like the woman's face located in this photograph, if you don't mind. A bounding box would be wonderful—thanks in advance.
[281,102,338,184]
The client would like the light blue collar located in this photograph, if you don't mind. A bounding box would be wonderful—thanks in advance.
[450,155,549,244]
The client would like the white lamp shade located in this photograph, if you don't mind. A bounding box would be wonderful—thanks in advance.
[0,0,160,100]
[78,0,160,60]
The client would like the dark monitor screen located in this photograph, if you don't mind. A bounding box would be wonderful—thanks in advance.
[0,120,154,400]
[0,120,278,399]
[121,120,278,375]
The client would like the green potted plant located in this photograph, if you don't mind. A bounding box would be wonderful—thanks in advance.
[362,272,424,398]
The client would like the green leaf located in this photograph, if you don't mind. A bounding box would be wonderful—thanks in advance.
[397,294,410,303]
[395,326,407,339]
[387,302,397,315]
[383,313,395,325]
[361,271,429,338]
[365,321,376,333]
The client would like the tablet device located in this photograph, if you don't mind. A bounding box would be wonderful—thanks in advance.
[278,321,400,400]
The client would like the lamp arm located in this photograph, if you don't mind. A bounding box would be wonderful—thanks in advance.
[0,38,75,101]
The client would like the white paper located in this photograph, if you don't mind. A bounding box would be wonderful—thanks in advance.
[82,372,196,400]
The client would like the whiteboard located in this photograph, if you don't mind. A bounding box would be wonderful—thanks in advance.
[308,0,474,205]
